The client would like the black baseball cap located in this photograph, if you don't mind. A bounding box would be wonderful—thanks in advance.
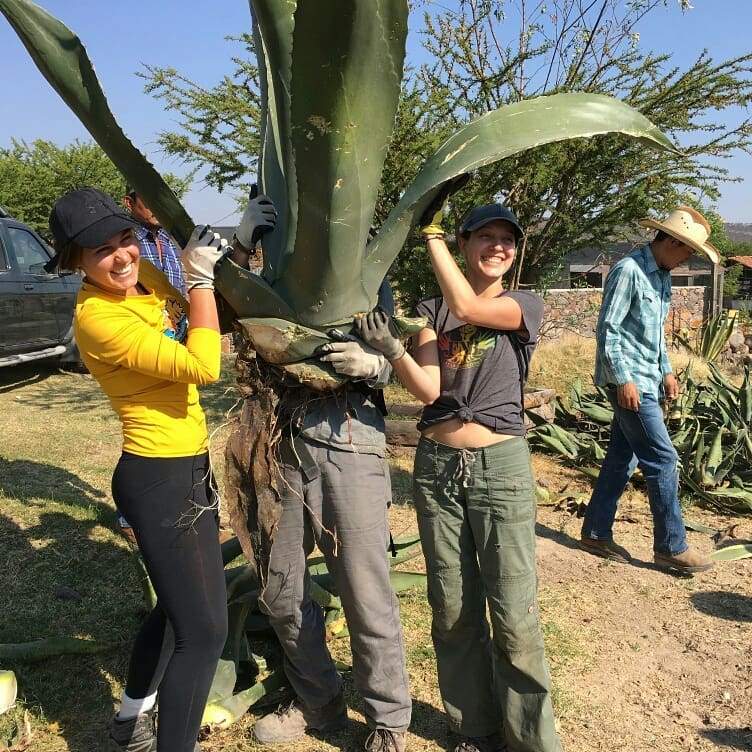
[458,204,524,240]
[49,187,138,253]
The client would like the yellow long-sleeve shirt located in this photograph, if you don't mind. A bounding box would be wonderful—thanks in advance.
[74,261,221,457]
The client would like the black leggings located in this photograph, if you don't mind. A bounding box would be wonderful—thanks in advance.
[112,452,227,752]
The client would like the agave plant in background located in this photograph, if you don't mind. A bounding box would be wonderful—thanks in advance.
[528,365,752,515]
[676,309,737,363]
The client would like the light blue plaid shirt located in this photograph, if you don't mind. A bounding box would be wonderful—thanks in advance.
[135,225,185,294]
[594,244,672,397]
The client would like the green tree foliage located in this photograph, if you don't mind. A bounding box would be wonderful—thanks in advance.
[0,138,189,238]
[137,2,752,308]
[418,0,752,290]
[138,34,262,203]
[723,240,752,299]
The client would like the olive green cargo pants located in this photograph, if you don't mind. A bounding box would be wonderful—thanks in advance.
[413,436,561,752]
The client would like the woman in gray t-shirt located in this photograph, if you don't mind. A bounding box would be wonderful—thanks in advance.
[356,203,561,752]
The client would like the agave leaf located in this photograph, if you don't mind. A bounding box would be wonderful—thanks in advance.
[250,0,297,282]
[213,256,298,325]
[0,637,116,663]
[310,579,342,610]
[390,571,427,591]
[363,92,678,299]
[271,0,408,325]
[237,318,331,364]
[202,669,286,728]
[207,659,237,704]
[710,543,752,562]
[0,0,193,245]
[705,428,724,478]
[684,519,719,535]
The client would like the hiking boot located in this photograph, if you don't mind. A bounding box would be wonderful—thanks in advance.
[453,734,507,752]
[654,547,713,574]
[579,536,632,563]
[253,694,347,744]
[108,711,156,752]
[364,728,407,752]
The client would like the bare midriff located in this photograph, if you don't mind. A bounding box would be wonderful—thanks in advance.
[421,417,516,449]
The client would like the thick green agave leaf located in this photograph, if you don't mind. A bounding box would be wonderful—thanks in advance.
[243,0,408,325]
[0,0,193,245]
[250,0,297,282]
[202,669,286,728]
[213,255,298,325]
[274,0,408,326]
[710,543,752,562]
[363,92,679,298]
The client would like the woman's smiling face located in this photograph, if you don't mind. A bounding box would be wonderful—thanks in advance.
[459,219,518,282]
[79,229,141,295]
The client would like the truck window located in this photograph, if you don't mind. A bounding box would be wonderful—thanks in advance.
[5,227,52,274]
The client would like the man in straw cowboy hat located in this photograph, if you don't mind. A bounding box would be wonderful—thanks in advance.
[580,206,719,574]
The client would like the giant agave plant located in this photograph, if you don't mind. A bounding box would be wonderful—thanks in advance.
[1,0,677,380]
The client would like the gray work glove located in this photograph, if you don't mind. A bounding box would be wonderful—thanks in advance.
[354,310,405,361]
[318,339,385,379]
[182,225,228,291]
[234,186,277,249]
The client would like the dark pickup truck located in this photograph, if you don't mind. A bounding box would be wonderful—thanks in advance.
[0,207,82,369]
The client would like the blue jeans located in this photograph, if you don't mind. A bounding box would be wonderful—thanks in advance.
[581,390,688,556]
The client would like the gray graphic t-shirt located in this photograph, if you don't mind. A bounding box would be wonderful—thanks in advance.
[416,290,544,436]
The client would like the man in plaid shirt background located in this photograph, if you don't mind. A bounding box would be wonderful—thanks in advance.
[124,188,186,294]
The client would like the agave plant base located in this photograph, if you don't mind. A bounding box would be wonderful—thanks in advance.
[224,348,283,582]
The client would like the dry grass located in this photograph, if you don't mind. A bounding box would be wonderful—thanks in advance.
[529,333,719,397]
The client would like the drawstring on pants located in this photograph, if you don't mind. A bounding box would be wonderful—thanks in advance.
[454,448,477,488]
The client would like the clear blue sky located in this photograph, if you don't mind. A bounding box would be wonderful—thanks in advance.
[1,1,750,223]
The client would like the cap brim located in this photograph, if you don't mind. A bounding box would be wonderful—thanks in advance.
[72,214,138,249]
[639,218,720,265]
[462,216,524,239]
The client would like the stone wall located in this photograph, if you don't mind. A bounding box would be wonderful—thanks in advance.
[540,286,711,341]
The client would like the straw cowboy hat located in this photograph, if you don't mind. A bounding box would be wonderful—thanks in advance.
[639,205,720,265]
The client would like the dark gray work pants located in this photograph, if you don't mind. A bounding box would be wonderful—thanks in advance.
[258,438,412,731]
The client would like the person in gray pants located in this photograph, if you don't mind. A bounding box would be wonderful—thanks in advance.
[252,284,412,752]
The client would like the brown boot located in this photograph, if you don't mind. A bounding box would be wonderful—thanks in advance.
[579,536,632,563]
[654,547,713,574]
[253,694,347,744]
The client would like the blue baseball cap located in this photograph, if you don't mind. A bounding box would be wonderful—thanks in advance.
[459,204,524,240]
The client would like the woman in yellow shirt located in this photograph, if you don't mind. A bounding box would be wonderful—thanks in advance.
[48,188,273,752]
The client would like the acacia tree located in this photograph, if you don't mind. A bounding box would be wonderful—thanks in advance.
[417,0,752,292]
[138,34,261,201]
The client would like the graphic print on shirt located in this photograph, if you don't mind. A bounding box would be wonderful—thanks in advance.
[162,296,188,343]
[437,324,496,370]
